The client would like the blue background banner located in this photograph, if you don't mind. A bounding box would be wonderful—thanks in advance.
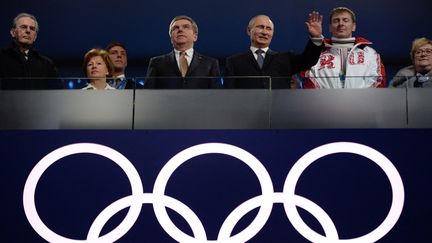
[2,0,431,77]
[1,130,431,242]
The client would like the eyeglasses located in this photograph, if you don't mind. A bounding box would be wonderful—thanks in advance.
[414,49,432,57]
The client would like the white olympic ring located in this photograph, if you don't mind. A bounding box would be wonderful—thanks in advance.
[283,142,405,243]
[23,142,405,243]
[23,143,144,243]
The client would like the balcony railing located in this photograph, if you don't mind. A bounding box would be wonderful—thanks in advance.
[0,76,430,129]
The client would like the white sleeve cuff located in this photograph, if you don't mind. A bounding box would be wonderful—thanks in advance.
[310,35,324,46]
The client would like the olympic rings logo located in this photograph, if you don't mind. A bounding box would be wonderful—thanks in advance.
[23,142,404,243]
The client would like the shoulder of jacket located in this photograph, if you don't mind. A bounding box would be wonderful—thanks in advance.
[226,51,251,60]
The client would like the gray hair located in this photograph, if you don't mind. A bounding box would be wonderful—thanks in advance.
[12,13,39,32]
[168,15,198,37]
[410,37,432,60]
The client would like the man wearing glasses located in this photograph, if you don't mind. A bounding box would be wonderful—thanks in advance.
[0,13,60,89]
[392,37,432,88]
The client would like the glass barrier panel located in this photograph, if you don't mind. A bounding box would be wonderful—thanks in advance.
[0,77,64,90]
[142,76,223,89]
[1,76,432,129]
[134,78,271,129]
[292,75,388,89]
[0,78,134,129]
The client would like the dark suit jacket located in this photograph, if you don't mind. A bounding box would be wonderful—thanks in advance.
[0,42,61,89]
[144,51,221,89]
[224,40,322,89]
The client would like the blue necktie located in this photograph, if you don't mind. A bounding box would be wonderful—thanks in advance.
[256,49,265,69]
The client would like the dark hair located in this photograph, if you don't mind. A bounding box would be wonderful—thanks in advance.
[105,42,127,52]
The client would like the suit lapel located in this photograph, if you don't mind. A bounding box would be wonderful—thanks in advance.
[168,51,182,76]
[262,49,275,69]
[247,50,261,70]
[188,51,201,75]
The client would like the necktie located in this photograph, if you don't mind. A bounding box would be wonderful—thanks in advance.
[114,78,121,88]
[180,51,188,77]
[117,78,127,89]
[256,49,265,69]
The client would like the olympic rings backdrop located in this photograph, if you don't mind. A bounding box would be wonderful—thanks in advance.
[1,130,431,242]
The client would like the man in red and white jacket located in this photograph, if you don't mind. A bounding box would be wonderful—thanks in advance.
[300,7,386,88]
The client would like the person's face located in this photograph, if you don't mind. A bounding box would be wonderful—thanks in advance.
[329,12,356,39]
[108,46,127,71]
[413,44,432,73]
[86,56,109,78]
[10,17,37,47]
[170,19,197,49]
[248,16,274,48]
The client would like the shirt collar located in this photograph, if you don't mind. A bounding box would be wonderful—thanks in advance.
[250,46,269,54]
[174,48,194,57]
[85,83,115,90]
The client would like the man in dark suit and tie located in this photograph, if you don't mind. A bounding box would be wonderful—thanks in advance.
[224,12,323,89]
[144,15,221,89]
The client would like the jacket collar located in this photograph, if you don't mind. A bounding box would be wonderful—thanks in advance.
[324,37,372,48]
[9,42,39,58]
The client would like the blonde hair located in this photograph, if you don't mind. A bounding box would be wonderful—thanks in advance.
[330,7,356,23]
[410,37,432,60]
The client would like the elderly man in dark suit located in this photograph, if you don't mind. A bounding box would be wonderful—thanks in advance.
[144,15,221,89]
[224,12,323,89]
[0,13,61,89]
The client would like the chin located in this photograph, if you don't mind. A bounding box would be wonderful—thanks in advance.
[19,41,33,46]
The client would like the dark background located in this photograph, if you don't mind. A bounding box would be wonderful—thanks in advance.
[1,130,431,242]
[1,0,431,77]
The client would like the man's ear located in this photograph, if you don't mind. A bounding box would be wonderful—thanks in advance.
[193,32,198,42]
[10,28,16,38]
[352,23,356,32]
[247,27,251,37]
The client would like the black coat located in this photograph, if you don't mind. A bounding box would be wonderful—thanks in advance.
[0,43,61,89]
[144,51,221,89]
[224,40,322,89]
